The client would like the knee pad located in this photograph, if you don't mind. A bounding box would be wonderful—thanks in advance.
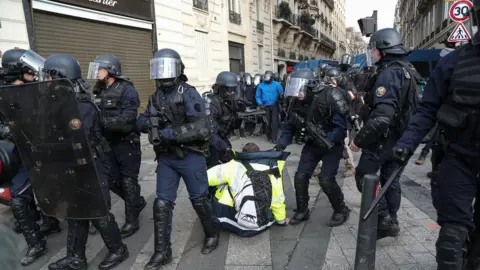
[10,197,27,215]
[436,224,469,266]
[294,172,311,190]
[318,177,334,192]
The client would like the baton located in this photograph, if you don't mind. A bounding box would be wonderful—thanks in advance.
[362,164,406,220]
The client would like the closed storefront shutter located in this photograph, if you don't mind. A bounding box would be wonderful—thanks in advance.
[33,11,154,111]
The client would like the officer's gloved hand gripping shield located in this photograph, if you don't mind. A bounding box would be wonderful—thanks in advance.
[0,79,109,219]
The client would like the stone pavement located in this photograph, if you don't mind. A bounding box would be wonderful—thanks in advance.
[0,135,439,270]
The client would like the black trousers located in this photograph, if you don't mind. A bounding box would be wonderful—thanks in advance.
[265,103,280,142]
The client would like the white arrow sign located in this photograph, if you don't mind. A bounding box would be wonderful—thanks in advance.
[448,23,471,42]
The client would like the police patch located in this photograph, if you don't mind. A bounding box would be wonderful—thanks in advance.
[69,118,82,130]
[375,87,387,97]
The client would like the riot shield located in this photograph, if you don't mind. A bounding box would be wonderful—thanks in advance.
[0,79,108,219]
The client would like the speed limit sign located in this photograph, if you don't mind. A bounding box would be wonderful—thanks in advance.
[449,0,473,22]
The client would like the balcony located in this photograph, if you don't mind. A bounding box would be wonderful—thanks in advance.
[274,4,296,25]
[320,33,336,51]
[324,0,334,10]
[257,21,264,33]
[298,54,304,61]
[193,0,208,12]
[229,10,241,25]
[299,23,318,38]
[278,48,286,57]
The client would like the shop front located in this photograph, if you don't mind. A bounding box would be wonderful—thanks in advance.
[31,0,154,108]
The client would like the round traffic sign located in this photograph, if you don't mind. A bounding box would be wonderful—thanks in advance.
[450,0,473,22]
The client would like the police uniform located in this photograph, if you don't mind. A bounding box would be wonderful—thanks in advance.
[41,55,128,270]
[394,43,480,268]
[353,28,415,239]
[205,71,238,168]
[137,48,219,269]
[89,54,146,239]
[1,49,61,266]
[275,68,351,227]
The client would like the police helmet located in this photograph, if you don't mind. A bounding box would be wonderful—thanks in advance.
[263,71,274,83]
[284,68,316,99]
[325,67,341,78]
[273,72,280,82]
[88,54,122,80]
[244,73,253,86]
[1,49,26,71]
[368,28,409,55]
[214,71,239,100]
[236,74,242,83]
[253,73,262,85]
[150,48,184,86]
[43,54,89,91]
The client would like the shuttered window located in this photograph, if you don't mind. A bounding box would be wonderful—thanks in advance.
[194,30,210,81]
[33,11,154,111]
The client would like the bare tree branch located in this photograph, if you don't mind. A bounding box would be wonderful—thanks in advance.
[345,28,367,55]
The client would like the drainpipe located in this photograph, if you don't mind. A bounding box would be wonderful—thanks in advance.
[270,0,275,69]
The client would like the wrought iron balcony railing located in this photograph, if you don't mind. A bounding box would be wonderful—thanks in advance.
[193,0,208,12]
[278,48,286,57]
[274,5,297,25]
[229,10,241,25]
[324,0,334,10]
[289,51,296,59]
[300,23,318,37]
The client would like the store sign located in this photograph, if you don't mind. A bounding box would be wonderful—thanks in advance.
[52,0,153,21]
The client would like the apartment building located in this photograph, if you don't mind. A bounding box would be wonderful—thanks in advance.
[394,0,457,50]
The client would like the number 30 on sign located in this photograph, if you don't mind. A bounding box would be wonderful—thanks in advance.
[449,0,473,22]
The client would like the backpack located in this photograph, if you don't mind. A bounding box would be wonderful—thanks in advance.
[228,161,276,229]
[388,61,425,134]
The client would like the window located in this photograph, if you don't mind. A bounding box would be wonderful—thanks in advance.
[444,1,451,20]
[195,31,210,80]
[229,0,240,13]
[193,0,209,12]
[258,45,263,72]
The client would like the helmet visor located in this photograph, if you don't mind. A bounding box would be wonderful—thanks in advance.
[245,75,252,85]
[220,85,240,100]
[19,50,45,73]
[254,75,262,85]
[263,73,273,82]
[149,57,182,79]
[340,55,352,65]
[285,78,309,98]
[87,62,104,80]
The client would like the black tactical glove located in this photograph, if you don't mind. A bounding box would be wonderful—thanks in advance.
[392,146,412,164]
[273,144,286,151]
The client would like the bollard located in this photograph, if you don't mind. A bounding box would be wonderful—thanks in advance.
[354,174,380,270]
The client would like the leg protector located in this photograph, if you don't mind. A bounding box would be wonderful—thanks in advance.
[144,199,173,270]
[191,196,219,254]
[318,177,350,227]
[48,220,88,270]
[119,177,146,239]
[40,212,61,237]
[290,172,311,225]
[436,224,469,270]
[11,197,47,266]
[92,213,129,270]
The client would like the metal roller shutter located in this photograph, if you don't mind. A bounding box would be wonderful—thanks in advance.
[33,11,154,111]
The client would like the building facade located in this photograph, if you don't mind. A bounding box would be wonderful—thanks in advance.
[395,0,456,50]
[227,0,275,75]
[332,0,347,59]
[271,0,345,77]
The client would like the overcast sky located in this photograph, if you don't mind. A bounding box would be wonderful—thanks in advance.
[345,0,398,31]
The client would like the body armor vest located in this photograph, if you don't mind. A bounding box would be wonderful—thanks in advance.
[437,44,480,147]
[94,81,126,117]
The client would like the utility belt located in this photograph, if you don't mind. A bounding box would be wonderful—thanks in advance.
[106,132,139,143]
[153,141,209,160]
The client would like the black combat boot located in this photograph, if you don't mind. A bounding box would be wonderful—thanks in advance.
[436,224,469,269]
[318,177,351,227]
[11,197,47,266]
[120,178,147,239]
[40,213,61,237]
[48,220,89,270]
[290,172,311,225]
[377,211,400,239]
[144,199,173,270]
[92,213,129,270]
[191,196,219,254]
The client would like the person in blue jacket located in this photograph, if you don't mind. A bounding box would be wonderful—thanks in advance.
[393,3,480,268]
[137,48,219,269]
[256,71,283,143]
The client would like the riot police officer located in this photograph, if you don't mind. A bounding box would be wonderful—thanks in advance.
[89,54,146,239]
[253,73,262,87]
[1,49,61,265]
[40,54,128,270]
[274,68,351,226]
[137,48,218,269]
[393,2,480,268]
[243,73,256,106]
[339,54,353,73]
[349,28,415,239]
[205,71,238,168]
